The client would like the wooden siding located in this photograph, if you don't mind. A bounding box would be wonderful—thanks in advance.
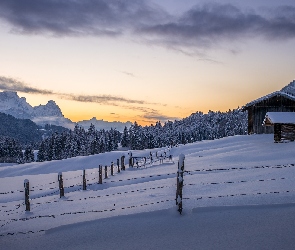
[245,95,295,134]
[280,124,295,142]
[274,124,281,142]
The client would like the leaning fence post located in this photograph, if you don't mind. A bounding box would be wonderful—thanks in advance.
[176,154,185,214]
[24,179,30,211]
[99,165,103,184]
[58,172,64,198]
[105,165,108,179]
[83,169,87,190]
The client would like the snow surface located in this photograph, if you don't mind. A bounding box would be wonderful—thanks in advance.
[263,112,295,125]
[1,134,295,249]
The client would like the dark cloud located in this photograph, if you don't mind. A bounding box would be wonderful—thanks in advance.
[0,1,295,53]
[1,1,295,52]
[141,111,180,122]
[66,94,147,105]
[136,3,295,53]
[0,76,53,94]
[0,0,167,37]
[0,76,154,106]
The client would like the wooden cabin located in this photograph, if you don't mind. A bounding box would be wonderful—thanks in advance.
[242,83,295,134]
[263,112,295,142]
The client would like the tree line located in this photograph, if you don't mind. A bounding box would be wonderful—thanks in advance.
[0,136,34,163]
[0,109,247,163]
[121,109,247,150]
[37,124,121,161]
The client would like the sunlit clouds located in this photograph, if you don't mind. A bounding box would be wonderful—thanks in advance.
[0,0,294,125]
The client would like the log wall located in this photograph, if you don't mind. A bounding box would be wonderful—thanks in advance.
[246,95,295,134]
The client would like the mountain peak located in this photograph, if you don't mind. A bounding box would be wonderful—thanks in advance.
[0,91,33,118]
[33,100,63,117]
[0,91,74,128]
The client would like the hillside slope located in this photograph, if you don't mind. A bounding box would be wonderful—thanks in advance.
[0,112,42,145]
[1,134,295,249]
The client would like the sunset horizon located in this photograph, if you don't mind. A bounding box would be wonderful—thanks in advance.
[0,0,294,125]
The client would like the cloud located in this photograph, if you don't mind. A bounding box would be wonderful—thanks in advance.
[0,75,180,123]
[136,3,295,53]
[121,71,136,77]
[0,76,155,106]
[1,1,294,54]
[0,76,53,94]
[65,94,151,105]
[0,0,167,37]
[140,110,180,122]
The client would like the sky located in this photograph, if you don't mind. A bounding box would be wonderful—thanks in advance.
[0,0,295,125]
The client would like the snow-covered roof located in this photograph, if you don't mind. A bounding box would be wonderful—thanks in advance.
[263,112,295,126]
[243,80,295,109]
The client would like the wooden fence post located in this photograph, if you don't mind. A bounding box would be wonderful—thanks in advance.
[111,162,114,176]
[129,151,133,167]
[83,169,87,190]
[176,161,179,205]
[117,159,120,173]
[121,155,125,170]
[105,165,108,179]
[58,172,64,198]
[24,179,30,211]
[99,165,102,184]
[176,154,185,214]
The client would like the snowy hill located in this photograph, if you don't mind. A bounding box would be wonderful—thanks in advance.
[0,112,42,145]
[1,134,295,249]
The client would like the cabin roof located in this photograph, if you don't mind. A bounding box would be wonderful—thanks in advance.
[243,91,295,109]
[243,80,295,109]
[263,112,295,126]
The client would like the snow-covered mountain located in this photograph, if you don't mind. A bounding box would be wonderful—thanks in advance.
[0,91,132,131]
[32,100,63,117]
[0,91,75,129]
[0,91,33,119]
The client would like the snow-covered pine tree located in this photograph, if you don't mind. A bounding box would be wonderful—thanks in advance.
[23,145,35,163]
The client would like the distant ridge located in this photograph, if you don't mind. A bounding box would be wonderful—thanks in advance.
[0,91,132,131]
[77,117,132,132]
[0,112,42,144]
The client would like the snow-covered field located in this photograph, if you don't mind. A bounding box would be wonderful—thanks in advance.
[1,134,295,249]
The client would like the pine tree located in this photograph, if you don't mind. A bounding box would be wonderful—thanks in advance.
[121,126,129,148]
[24,145,35,163]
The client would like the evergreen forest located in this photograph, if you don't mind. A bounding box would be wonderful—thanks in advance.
[0,108,247,163]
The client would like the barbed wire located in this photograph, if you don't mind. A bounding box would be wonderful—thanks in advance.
[184,176,290,187]
[2,188,294,237]
[0,198,173,237]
